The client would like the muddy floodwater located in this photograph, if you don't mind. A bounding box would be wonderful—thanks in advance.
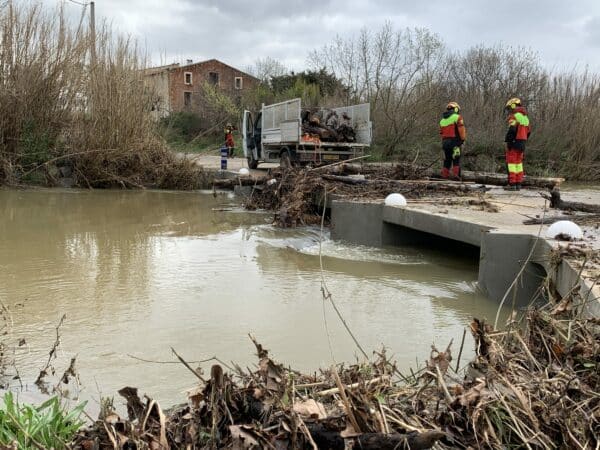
[0,189,504,409]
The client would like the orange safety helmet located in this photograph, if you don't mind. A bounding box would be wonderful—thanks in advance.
[505,97,521,110]
[446,101,460,113]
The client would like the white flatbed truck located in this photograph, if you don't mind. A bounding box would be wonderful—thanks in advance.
[242,98,371,168]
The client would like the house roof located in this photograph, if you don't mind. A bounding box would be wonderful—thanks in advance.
[145,59,258,81]
[144,63,180,76]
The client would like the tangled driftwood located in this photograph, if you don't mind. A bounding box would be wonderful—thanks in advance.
[70,275,599,449]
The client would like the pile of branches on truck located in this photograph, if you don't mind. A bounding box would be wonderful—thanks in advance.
[301,109,356,143]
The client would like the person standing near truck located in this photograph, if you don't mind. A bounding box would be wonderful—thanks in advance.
[503,97,531,191]
[225,124,235,158]
[439,102,466,179]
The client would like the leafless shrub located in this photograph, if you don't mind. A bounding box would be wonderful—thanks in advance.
[310,24,600,179]
[246,56,289,84]
[198,81,241,129]
[0,1,201,188]
[309,23,446,158]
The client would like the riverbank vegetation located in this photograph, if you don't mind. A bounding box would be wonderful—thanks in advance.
[0,393,85,450]
[1,2,598,188]
[0,2,200,189]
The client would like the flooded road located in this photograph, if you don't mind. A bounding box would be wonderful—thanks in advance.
[0,189,503,409]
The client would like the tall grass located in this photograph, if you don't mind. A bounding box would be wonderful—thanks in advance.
[0,1,200,188]
[0,392,85,449]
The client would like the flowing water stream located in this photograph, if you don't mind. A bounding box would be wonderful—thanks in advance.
[0,189,504,410]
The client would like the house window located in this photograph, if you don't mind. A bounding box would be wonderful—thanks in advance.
[209,72,219,85]
[184,72,192,85]
[234,77,243,89]
[184,91,192,107]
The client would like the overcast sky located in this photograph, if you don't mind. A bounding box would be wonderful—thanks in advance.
[48,0,600,73]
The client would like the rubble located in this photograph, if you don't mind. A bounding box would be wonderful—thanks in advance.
[244,166,479,227]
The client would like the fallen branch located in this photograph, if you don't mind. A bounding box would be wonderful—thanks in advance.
[340,163,563,189]
[523,213,600,225]
[316,376,390,396]
[171,347,206,383]
[309,154,371,172]
[212,177,264,188]
[543,189,600,213]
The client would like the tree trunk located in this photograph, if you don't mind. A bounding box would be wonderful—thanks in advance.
[459,171,563,189]
[339,163,563,189]
[321,174,368,184]
[545,189,600,213]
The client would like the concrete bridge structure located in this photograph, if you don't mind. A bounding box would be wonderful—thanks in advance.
[331,188,600,317]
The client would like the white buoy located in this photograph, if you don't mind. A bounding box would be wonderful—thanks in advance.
[266,178,278,186]
[239,167,250,176]
[546,220,583,240]
[384,193,407,207]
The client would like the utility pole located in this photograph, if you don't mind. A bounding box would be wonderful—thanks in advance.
[89,1,96,116]
[89,1,96,67]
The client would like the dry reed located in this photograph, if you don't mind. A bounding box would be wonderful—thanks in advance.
[0,1,201,189]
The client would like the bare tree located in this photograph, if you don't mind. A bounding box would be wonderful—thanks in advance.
[307,26,600,178]
[309,23,446,157]
[246,56,288,84]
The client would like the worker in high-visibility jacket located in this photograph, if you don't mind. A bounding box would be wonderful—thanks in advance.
[504,98,531,190]
[439,102,466,179]
[225,123,235,158]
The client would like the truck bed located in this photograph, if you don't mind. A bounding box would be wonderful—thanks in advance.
[264,141,370,148]
[261,99,372,146]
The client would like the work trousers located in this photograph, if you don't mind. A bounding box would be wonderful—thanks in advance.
[505,148,524,184]
[441,143,461,178]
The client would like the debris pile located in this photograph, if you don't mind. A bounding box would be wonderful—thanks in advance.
[244,166,477,227]
[301,109,356,143]
[70,286,599,449]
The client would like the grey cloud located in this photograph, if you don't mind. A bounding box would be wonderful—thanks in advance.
[584,16,600,48]
[46,0,600,71]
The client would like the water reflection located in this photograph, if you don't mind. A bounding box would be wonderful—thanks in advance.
[0,189,502,409]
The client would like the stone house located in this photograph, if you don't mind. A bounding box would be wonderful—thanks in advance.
[144,59,259,119]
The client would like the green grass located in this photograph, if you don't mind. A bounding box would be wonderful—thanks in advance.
[167,134,223,154]
[159,111,226,154]
[0,392,86,449]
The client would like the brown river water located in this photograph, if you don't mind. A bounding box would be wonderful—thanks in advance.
[0,189,504,411]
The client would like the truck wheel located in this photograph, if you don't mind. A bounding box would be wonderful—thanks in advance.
[247,156,258,170]
[280,150,292,169]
